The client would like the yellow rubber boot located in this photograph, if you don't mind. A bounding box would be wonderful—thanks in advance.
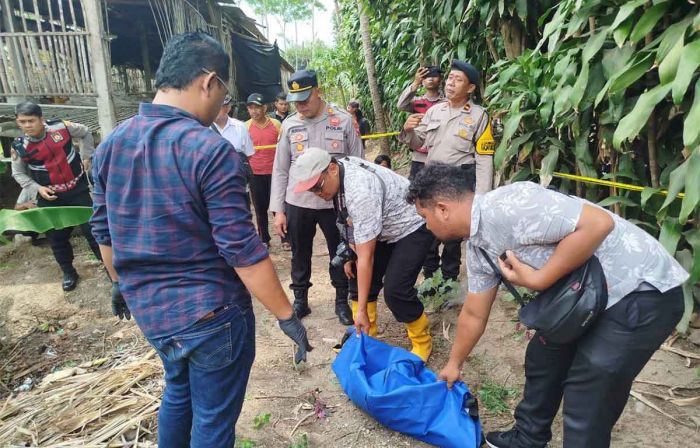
[405,313,432,362]
[350,300,378,337]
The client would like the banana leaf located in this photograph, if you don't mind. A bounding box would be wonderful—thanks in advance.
[0,206,93,244]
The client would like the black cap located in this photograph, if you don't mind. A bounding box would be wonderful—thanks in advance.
[450,60,480,86]
[246,93,264,105]
[287,69,318,102]
[425,65,443,78]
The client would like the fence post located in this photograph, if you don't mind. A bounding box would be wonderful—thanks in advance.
[82,0,116,139]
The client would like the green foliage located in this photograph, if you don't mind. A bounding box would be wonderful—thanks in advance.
[288,433,309,448]
[417,269,460,312]
[252,412,271,430]
[326,0,700,331]
[235,438,257,448]
[477,380,519,414]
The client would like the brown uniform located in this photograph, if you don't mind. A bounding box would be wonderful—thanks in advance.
[399,100,495,193]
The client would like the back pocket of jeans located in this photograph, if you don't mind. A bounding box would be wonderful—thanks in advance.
[179,321,234,370]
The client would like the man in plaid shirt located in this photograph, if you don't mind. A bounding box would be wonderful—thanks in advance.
[91,32,311,448]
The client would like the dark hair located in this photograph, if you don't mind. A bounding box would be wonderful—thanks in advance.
[374,154,391,168]
[406,163,473,206]
[155,32,229,90]
[275,91,287,102]
[15,101,42,117]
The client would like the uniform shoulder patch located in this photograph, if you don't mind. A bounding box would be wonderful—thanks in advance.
[476,120,496,155]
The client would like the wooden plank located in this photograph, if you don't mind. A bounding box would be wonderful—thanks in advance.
[0,36,13,94]
[0,31,89,36]
[32,0,58,93]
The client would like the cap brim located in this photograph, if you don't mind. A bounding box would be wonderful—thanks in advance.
[294,173,322,193]
[246,101,263,106]
[287,90,312,102]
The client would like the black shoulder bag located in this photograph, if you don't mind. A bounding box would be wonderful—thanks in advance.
[478,248,608,344]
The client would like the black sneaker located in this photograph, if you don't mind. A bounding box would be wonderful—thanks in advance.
[62,270,79,291]
[485,429,535,448]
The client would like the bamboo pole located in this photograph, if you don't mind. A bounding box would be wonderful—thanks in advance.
[0,36,13,94]
[1,0,28,98]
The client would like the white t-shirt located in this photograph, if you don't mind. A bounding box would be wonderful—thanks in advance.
[341,157,424,244]
[214,117,255,157]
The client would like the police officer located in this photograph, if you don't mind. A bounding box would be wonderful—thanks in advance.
[396,65,446,179]
[271,70,364,325]
[11,101,102,291]
[399,60,495,284]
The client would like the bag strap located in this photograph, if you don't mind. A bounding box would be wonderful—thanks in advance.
[477,248,526,307]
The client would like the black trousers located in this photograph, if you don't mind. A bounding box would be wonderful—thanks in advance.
[514,286,684,448]
[409,160,424,180]
[249,174,272,244]
[348,225,435,323]
[423,239,462,281]
[285,203,347,292]
[37,179,101,273]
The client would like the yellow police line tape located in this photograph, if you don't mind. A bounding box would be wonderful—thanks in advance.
[252,131,402,151]
[544,171,685,199]
[252,131,683,199]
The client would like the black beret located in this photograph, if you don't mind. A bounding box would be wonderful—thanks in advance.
[450,60,480,86]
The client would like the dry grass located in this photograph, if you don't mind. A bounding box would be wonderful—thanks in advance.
[0,345,161,447]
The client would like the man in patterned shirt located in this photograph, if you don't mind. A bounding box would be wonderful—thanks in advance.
[91,32,311,448]
[408,163,688,448]
[294,148,436,361]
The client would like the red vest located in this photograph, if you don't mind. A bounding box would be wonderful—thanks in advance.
[12,120,84,192]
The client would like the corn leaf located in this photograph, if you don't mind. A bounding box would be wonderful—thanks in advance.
[597,195,639,207]
[608,53,653,94]
[659,157,688,214]
[684,228,700,284]
[683,79,700,147]
[679,149,700,225]
[629,2,671,44]
[672,39,700,104]
[658,33,684,85]
[613,83,672,149]
[583,26,609,63]
[659,217,682,255]
[539,146,560,187]
[610,0,646,31]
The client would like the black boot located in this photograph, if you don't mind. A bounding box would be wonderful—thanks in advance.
[62,267,79,292]
[335,289,353,325]
[293,289,311,319]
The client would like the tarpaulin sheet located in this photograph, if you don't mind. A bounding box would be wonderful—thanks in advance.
[231,33,283,104]
[332,332,481,448]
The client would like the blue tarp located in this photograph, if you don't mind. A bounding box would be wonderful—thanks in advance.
[332,332,481,448]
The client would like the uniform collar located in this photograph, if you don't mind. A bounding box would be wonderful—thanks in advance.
[26,126,48,143]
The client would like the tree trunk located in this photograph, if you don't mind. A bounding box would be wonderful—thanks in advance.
[357,1,390,155]
[499,17,525,59]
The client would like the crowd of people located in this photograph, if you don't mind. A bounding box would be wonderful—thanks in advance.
[7,31,690,448]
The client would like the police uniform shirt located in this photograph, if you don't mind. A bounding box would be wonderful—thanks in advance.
[398,100,495,193]
[340,157,424,244]
[396,83,446,164]
[270,102,364,212]
[11,120,94,191]
[467,182,689,309]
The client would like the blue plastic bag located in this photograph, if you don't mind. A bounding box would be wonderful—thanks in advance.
[332,332,481,448]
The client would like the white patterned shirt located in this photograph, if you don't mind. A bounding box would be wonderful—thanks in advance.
[467,182,689,308]
[341,157,424,244]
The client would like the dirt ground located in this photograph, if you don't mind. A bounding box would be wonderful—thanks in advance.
[0,228,699,447]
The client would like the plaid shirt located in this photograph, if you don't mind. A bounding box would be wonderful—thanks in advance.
[91,103,268,338]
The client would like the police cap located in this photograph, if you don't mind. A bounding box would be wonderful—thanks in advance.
[450,60,480,86]
[287,69,318,102]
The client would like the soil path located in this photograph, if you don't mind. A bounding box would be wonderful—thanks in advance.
[0,229,699,447]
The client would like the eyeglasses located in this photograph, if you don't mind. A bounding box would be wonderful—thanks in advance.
[309,174,326,193]
[201,68,231,105]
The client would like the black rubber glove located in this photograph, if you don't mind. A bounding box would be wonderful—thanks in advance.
[278,313,313,364]
[111,281,131,320]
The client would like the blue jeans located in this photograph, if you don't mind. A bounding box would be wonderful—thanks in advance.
[147,303,255,448]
